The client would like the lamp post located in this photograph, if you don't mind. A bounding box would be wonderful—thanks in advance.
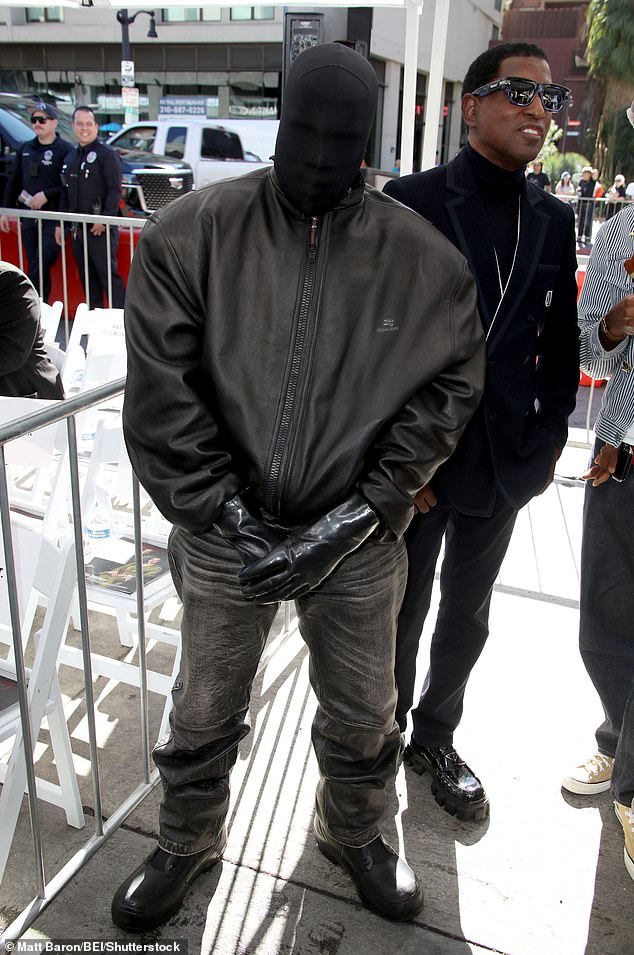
[115,9,157,124]
[116,9,157,65]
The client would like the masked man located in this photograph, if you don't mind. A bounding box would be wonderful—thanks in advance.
[113,44,485,932]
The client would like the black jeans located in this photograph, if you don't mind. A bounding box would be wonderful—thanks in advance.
[579,441,634,805]
[154,525,407,855]
[395,494,517,743]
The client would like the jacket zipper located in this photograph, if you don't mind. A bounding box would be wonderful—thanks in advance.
[264,215,319,513]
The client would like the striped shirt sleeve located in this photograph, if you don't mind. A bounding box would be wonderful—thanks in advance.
[578,205,634,446]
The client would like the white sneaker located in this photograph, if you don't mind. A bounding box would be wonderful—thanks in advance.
[614,801,634,881]
[562,752,614,794]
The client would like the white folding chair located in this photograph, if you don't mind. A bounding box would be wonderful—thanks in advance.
[39,299,63,344]
[0,515,84,883]
[68,304,125,354]
[60,417,180,738]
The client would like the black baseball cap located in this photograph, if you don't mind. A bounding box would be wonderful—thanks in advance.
[31,102,58,120]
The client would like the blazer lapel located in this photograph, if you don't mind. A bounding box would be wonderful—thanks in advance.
[444,154,496,330]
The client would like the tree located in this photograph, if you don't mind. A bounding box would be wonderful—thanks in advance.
[584,0,634,182]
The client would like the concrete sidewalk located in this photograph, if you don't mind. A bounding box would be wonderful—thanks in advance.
[1,440,633,955]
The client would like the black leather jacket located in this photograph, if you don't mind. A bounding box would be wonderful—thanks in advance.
[123,168,485,537]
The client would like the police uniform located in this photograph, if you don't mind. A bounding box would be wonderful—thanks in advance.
[2,133,70,302]
[60,138,125,308]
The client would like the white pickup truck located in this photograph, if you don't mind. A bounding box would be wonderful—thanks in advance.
[107,117,279,189]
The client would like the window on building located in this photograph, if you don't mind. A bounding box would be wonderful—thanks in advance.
[492,25,500,40]
[0,8,7,24]
[25,7,63,22]
[494,0,502,10]
[162,8,221,21]
[230,7,275,20]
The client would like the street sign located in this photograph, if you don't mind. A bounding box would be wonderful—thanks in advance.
[121,60,135,88]
[122,86,139,125]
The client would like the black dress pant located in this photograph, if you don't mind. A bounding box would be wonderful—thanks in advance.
[395,493,517,744]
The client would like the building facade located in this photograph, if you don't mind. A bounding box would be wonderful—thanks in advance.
[0,3,503,171]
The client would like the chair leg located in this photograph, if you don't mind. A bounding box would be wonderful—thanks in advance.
[0,726,31,884]
[46,678,85,829]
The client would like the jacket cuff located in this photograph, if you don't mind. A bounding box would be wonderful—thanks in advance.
[356,479,415,538]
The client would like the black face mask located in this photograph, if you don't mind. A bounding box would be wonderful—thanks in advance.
[274,43,378,216]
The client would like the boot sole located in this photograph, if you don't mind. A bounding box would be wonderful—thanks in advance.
[315,836,424,922]
[404,748,490,822]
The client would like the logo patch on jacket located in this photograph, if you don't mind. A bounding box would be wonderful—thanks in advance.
[376,317,399,334]
[545,290,553,307]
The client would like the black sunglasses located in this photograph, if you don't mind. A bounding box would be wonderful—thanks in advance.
[30,115,50,124]
[470,76,572,113]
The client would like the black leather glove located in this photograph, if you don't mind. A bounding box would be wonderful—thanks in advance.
[238,492,380,603]
[213,493,283,567]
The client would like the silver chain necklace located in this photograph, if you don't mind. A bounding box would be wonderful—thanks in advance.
[488,195,522,340]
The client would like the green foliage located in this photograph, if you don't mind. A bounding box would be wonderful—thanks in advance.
[608,108,634,181]
[545,152,592,185]
[532,122,590,185]
[586,0,634,85]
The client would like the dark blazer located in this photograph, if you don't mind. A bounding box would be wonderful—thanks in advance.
[0,262,64,399]
[384,148,580,515]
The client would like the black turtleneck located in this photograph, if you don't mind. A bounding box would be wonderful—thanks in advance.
[464,143,526,318]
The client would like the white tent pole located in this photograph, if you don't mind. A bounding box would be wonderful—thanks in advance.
[421,0,451,171]
[399,0,422,176]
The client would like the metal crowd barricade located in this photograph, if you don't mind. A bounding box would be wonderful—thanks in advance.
[0,207,144,341]
[0,384,296,946]
[0,380,160,948]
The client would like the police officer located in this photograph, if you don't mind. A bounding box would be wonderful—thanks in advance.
[0,102,70,303]
[55,106,125,308]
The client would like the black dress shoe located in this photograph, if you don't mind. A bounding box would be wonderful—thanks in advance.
[314,816,424,921]
[111,831,226,933]
[404,740,489,821]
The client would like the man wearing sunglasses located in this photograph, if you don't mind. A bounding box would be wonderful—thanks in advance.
[0,102,70,303]
[384,42,580,821]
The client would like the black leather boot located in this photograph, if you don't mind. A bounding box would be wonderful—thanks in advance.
[404,740,489,821]
[111,829,226,933]
[314,816,424,921]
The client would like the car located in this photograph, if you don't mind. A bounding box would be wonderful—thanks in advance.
[106,116,278,189]
[0,92,194,216]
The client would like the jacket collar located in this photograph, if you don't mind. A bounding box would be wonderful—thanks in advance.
[269,168,366,217]
[445,147,550,353]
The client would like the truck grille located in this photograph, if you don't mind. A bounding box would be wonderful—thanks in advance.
[135,171,194,211]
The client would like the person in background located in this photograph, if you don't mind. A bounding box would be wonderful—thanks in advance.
[0,260,64,399]
[605,174,627,220]
[110,44,485,933]
[0,102,69,303]
[55,106,125,309]
[556,170,575,197]
[561,96,634,885]
[577,166,596,246]
[384,41,580,822]
[526,158,551,191]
